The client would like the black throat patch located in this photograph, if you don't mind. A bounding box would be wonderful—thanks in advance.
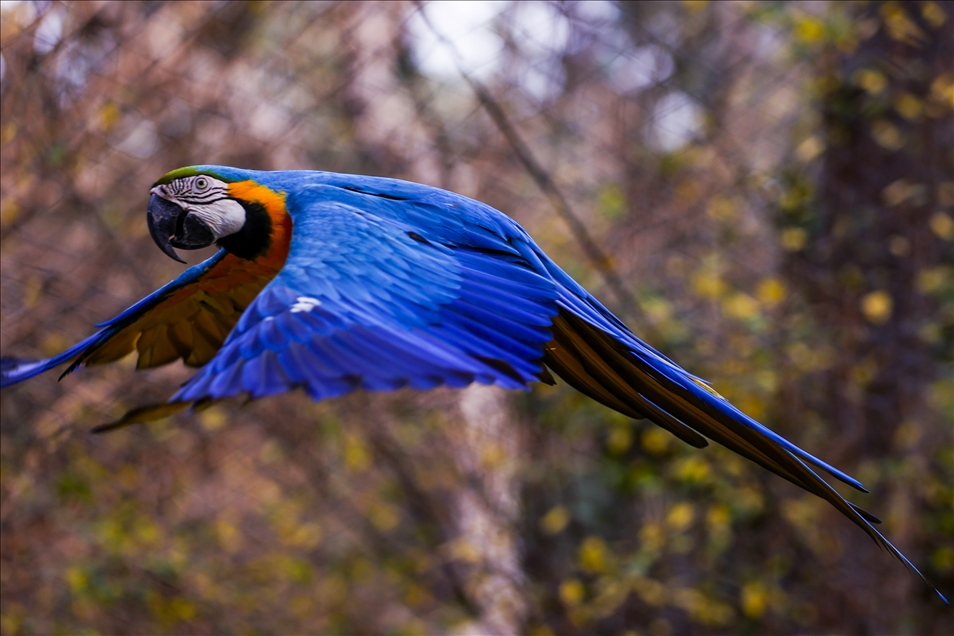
[217,200,273,260]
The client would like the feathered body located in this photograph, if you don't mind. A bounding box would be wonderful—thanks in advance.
[0,167,945,601]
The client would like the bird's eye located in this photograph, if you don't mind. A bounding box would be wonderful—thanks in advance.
[194,177,209,191]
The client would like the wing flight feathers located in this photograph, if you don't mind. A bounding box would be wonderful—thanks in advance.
[1,249,284,389]
[547,302,946,602]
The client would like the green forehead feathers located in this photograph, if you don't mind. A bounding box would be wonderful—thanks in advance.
[152,167,227,187]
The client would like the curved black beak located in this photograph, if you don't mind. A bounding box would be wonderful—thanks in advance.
[146,194,216,263]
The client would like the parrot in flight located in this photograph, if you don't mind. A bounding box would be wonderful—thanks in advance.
[0,166,945,601]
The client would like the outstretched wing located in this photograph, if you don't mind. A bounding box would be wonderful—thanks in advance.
[171,197,559,405]
[1,249,283,388]
[535,249,946,600]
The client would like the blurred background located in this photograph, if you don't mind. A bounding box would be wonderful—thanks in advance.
[1,1,952,634]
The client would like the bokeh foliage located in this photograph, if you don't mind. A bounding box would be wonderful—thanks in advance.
[1,2,951,634]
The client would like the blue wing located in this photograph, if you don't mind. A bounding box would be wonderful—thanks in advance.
[173,192,560,404]
[1,245,289,390]
[1,250,228,388]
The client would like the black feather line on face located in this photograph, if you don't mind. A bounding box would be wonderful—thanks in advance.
[216,200,272,260]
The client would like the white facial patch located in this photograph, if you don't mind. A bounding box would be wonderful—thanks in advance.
[182,198,246,240]
[151,175,246,240]
[290,296,321,313]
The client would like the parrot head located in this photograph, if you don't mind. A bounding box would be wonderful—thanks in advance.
[147,168,277,262]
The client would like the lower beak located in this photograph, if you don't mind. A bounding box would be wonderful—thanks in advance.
[147,194,215,263]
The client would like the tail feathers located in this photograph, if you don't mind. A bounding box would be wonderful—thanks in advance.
[849,502,882,525]
[90,397,214,433]
[90,401,191,433]
[545,309,947,603]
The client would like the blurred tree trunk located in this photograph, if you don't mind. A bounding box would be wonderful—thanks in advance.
[780,2,953,630]
[453,385,528,635]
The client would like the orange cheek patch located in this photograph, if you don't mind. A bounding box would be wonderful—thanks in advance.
[228,180,293,269]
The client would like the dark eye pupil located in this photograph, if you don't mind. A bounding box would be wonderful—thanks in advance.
[197,179,207,189]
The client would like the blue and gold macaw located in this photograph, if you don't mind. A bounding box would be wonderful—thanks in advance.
[0,167,945,600]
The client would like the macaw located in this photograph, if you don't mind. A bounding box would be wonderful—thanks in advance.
[0,166,945,600]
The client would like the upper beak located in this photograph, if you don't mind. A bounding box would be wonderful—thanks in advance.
[147,194,215,263]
